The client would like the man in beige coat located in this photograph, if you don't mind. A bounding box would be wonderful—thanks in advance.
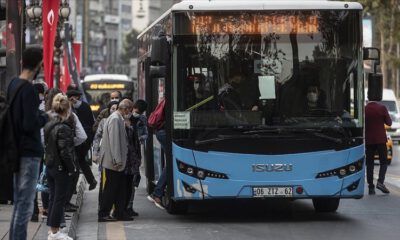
[98,99,134,222]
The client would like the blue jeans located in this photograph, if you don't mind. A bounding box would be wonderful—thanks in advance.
[153,130,167,198]
[9,157,40,240]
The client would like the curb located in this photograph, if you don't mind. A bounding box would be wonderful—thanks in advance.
[68,176,87,239]
[33,175,87,240]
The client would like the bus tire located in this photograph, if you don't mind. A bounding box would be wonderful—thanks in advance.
[165,195,188,215]
[167,200,188,215]
[312,198,340,213]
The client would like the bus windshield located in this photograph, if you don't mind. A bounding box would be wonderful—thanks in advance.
[173,10,363,130]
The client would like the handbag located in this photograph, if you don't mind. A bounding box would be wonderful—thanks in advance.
[36,165,49,192]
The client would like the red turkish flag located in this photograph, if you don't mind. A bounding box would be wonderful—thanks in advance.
[60,52,70,92]
[73,42,81,77]
[42,0,60,88]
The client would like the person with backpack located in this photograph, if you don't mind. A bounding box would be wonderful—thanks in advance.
[6,47,49,240]
[44,93,76,240]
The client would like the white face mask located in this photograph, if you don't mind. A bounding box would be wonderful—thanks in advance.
[307,92,318,103]
[132,112,140,118]
[124,112,133,119]
[73,100,82,109]
[194,82,200,91]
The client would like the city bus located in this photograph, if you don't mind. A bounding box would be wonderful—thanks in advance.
[137,0,382,214]
[81,74,134,115]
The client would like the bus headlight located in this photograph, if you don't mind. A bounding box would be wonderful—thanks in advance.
[316,158,363,179]
[176,159,228,180]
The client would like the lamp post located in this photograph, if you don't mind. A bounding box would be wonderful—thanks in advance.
[25,0,71,87]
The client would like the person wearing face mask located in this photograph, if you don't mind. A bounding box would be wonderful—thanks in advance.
[93,91,122,133]
[124,99,148,217]
[305,84,327,113]
[98,99,134,222]
[66,89,97,193]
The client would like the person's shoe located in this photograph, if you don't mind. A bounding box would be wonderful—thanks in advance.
[64,214,72,220]
[115,215,134,221]
[66,202,78,208]
[147,194,165,209]
[376,182,390,194]
[47,231,73,240]
[368,187,375,195]
[98,216,117,222]
[30,213,39,222]
[89,180,97,191]
[64,205,77,213]
[127,208,139,217]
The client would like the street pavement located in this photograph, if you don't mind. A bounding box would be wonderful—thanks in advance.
[76,147,400,240]
[0,175,86,240]
[2,150,400,240]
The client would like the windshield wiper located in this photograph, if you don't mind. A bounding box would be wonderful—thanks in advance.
[194,134,280,146]
[245,127,345,144]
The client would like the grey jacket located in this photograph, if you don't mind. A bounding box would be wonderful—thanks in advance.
[100,111,128,172]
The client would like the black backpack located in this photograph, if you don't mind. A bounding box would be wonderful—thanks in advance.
[0,81,28,172]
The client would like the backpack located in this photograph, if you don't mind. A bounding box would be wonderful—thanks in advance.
[0,81,28,172]
[148,99,165,130]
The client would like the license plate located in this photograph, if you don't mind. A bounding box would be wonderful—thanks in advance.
[253,187,293,197]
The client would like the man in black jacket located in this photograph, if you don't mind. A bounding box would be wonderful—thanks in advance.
[66,89,97,193]
[8,47,48,240]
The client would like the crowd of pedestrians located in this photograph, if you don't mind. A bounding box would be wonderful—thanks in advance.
[2,47,150,240]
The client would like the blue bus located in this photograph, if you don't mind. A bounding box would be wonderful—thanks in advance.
[137,0,381,213]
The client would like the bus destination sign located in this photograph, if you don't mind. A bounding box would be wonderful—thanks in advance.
[89,83,126,90]
[191,15,319,34]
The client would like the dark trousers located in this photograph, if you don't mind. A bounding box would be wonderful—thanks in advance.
[125,174,134,210]
[366,144,388,187]
[66,171,79,204]
[46,168,71,228]
[76,140,96,185]
[98,168,126,218]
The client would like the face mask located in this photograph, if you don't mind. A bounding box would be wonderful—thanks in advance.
[307,92,318,103]
[73,100,82,109]
[124,112,133,119]
[194,82,200,91]
[132,112,140,118]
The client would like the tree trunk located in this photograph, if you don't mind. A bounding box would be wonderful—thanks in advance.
[381,30,387,88]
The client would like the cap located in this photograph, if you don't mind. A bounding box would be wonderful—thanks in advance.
[66,89,82,98]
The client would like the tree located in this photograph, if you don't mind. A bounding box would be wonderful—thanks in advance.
[120,29,139,64]
[355,0,400,91]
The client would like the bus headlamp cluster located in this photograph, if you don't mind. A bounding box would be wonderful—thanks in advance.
[177,160,228,180]
[316,159,363,179]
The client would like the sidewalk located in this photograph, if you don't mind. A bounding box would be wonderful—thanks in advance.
[0,175,87,240]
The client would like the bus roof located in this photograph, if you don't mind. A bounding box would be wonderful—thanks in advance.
[138,0,362,39]
[83,74,130,82]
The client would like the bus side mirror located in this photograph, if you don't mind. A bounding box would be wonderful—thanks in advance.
[363,47,380,61]
[364,47,381,74]
[367,73,383,101]
[149,65,166,78]
[151,33,169,66]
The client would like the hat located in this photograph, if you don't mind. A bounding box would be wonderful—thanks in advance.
[66,89,82,98]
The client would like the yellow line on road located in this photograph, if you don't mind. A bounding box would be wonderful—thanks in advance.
[106,222,126,240]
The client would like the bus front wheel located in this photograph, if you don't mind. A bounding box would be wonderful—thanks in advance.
[312,198,340,212]
[164,195,188,214]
